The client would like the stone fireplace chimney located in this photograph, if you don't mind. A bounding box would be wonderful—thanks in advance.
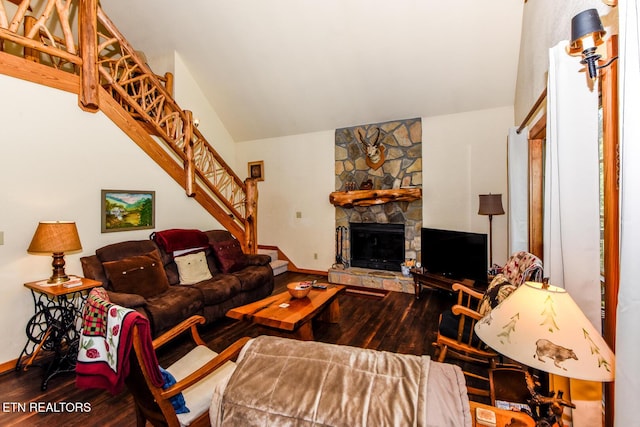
[331,118,422,293]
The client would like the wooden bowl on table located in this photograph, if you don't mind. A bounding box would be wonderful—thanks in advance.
[287,282,311,299]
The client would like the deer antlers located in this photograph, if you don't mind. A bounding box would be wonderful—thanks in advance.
[356,127,385,170]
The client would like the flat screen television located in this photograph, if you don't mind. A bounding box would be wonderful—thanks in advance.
[421,227,488,286]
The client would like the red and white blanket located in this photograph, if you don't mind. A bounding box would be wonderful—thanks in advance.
[75,288,162,394]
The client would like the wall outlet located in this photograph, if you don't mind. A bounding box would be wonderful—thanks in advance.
[296,211,302,218]
[0,231,3,245]
[314,253,318,260]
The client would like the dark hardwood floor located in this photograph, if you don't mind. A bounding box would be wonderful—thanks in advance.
[0,271,461,426]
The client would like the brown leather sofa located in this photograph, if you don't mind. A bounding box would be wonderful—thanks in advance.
[80,229,274,336]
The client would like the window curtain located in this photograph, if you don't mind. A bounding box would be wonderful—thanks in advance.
[615,2,640,425]
[507,126,529,254]
[544,40,602,426]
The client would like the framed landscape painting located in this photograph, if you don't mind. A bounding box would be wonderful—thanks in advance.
[101,190,155,233]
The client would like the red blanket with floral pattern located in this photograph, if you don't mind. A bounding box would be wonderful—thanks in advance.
[75,288,163,394]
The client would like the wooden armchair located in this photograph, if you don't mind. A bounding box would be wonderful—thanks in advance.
[126,315,249,427]
[433,251,543,398]
[433,282,500,397]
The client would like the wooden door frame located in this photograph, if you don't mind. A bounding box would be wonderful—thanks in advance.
[527,116,545,260]
[601,34,619,427]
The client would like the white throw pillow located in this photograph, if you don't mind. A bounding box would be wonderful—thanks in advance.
[175,251,213,284]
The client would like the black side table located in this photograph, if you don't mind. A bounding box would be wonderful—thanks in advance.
[16,277,101,390]
[410,267,475,300]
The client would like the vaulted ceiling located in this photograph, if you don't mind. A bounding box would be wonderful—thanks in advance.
[102,1,524,142]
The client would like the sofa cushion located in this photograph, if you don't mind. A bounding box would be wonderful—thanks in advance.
[210,239,248,273]
[204,229,235,244]
[232,265,275,292]
[96,240,158,263]
[175,251,213,284]
[144,286,204,335]
[102,251,170,298]
[194,275,242,305]
[156,244,219,286]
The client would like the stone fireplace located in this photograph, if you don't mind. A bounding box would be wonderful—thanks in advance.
[329,118,422,294]
[350,222,404,271]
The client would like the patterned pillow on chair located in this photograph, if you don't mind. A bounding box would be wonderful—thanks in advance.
[501,251,543,285]
[478,274,517,317]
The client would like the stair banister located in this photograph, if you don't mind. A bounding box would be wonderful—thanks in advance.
[0,0,259,252]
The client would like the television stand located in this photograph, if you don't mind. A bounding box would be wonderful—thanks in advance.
[410,268,475,300]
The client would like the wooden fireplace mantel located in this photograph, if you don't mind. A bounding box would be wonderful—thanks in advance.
[329,188,422,208]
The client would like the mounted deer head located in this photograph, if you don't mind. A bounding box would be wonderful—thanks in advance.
[356,127,385,170]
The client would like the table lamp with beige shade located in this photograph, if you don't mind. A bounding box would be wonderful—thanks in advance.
[27,221,82,284]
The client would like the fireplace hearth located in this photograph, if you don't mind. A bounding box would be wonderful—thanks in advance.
[350,223,404,272]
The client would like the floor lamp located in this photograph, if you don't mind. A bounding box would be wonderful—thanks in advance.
[478,193,504,267]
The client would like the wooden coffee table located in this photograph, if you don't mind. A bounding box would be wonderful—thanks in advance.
[226,284,346,340]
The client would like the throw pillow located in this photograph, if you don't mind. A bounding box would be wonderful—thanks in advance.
[478,274,517,317]
[102,251,170,298]
[159,366,190,414]
[210,239,248,273]
[174,251,213,284]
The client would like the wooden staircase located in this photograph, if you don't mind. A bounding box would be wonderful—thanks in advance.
[0,0,258,252]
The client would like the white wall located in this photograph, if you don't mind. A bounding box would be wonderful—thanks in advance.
[423,107,512,267]
[237,106,512,271]
[172,52,238,172]
[236,131,336,270]
[0,75,222,365]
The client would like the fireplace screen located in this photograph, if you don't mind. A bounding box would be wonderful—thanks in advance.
[350,223,404,272]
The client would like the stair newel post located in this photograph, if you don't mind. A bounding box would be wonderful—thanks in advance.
[184,110,195,197]
[23,16,38,62]
[244,178,258,254]
[78,0,99,112]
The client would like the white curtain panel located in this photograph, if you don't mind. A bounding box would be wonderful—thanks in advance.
[615,2,640,425]
[507,126,529,254]
[544,40,601,326]
[544,40,602,426]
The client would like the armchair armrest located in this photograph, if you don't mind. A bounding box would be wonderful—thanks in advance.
[452,282,484,300]
[152,315,207,350]
[159,336,251,400]
[451,304,484,321]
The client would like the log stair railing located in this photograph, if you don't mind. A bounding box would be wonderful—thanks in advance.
[0,0,257,252]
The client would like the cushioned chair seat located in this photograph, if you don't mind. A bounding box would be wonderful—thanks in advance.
[166,346,237,427]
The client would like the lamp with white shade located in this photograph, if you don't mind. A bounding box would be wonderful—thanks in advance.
[475,281,614,425]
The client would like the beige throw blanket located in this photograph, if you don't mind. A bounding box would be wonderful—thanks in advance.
[210,336,471,427]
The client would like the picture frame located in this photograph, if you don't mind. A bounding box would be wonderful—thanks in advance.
[248,160,265,181]
[101,190,155,233]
